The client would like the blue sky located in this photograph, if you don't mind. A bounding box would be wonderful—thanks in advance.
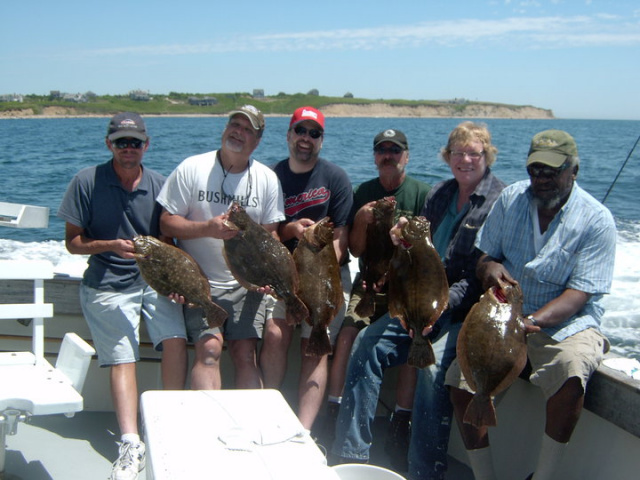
[2,0,639,120]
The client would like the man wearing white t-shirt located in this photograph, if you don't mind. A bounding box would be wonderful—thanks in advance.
[157,105,285,389]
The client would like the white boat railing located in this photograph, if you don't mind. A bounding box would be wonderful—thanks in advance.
[0,202,95,476]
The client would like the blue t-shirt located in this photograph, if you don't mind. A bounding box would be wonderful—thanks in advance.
[57,159,166,290]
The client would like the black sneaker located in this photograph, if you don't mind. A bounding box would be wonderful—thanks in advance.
[384,410,411,472]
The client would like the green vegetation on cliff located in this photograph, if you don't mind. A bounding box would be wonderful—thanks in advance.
[0,91,553,118]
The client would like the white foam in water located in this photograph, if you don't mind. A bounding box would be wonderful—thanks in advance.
[0,239,88,279]
[601,230,640,360]
[1,232,639,361]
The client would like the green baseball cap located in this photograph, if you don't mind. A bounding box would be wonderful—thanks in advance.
[527,130,578,168]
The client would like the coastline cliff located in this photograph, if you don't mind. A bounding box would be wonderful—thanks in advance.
[0,102,554,120]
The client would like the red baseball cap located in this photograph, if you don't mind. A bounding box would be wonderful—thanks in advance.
[289,106,325,130]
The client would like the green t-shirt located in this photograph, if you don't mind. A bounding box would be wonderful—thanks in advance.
[352,175,431,221]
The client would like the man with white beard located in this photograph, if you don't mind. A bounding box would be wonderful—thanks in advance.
[158,105,285,390]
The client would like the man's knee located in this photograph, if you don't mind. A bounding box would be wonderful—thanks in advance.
[195,336,222,365]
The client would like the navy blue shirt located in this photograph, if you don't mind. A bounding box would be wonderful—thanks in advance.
[58,159,166,290]
[272,157,353,252]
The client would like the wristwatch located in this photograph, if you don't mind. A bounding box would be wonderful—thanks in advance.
[526,315,539,326]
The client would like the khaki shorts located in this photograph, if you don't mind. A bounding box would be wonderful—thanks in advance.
[341,273,389,330]
[271,264,351,345]
[445,328,609,400]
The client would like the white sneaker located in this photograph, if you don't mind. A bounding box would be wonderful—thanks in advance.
[111,441,146,480]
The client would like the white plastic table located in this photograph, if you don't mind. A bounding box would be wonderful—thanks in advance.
[141,389,340,480]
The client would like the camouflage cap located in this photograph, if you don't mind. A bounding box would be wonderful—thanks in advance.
[228,105,265,131]
[527,130,578,168]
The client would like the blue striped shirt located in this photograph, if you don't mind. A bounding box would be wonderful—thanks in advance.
[476,180,617,341]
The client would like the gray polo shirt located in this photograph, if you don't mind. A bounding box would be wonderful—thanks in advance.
[58,159,166,290]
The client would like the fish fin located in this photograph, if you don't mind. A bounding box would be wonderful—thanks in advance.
[203,301,228,328]
[407,337,436,368]
[463,394,497,428]
[354,291,375,318]
[305,324,332,357]
[285,295,309,326]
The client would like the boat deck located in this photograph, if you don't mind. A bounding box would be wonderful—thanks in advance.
[4,408,473,479]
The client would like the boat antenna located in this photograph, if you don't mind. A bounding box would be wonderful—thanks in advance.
[602,132,640,204]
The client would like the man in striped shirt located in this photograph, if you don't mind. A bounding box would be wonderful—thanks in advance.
[446,129,617,480]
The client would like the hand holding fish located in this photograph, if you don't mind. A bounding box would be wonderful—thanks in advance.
[256,285,276,296]
[211,214,240,240]
[476,254,518,291]
[280,218,315,242]
[389,217,409,247]
[523,315,542,334]
[114,238,136,259]
[408,325,434,338]
[355,201,379,225]
[168,293,186,304]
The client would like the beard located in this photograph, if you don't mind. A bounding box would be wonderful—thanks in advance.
[532,195,563,210]
[224,137,244,153]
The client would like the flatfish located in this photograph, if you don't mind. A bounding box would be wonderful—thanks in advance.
[223,202,308,325]
[293,217,344,357]
[132,235,227,328]
[457,281,527,427]
[354,196,396,318]
[388,216,449,368]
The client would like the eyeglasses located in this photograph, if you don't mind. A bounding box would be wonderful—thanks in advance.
[112,138,144,149]
[293,125,323,139]
[527,162,570,178]
[450,150,484,161]
[374,145,404,155]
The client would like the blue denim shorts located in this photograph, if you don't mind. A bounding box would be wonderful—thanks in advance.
[80,283,185,366]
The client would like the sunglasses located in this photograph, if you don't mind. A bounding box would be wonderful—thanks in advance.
[374,145,404,155]
[112,138,144,149]
[293,125,323,139]
[527,162,570,178]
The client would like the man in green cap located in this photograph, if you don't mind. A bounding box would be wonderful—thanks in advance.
[445,129,617,480]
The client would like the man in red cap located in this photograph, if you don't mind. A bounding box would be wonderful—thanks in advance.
[260,106,354,432]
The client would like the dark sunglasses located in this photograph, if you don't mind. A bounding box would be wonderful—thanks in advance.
[113,138,144,149]
[527,162,570,178]
[374,145,404,155]
[293,125,323,139]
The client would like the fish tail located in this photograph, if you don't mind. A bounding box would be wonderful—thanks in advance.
[407,338,436,368]
[203,301,228,328]
[463,394,497,428]
[285,295,309,326]
[305,324,332,357]
[354,291,375,318]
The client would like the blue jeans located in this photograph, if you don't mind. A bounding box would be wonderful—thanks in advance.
[331,311,461,480]
[409,313,461,480]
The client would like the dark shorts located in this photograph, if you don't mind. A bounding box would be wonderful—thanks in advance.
[341,273,389,330]
[184,284,267,342]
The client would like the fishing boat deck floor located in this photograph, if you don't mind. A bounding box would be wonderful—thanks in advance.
[4,409,473,479]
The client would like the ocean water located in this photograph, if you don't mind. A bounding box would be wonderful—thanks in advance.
[1,116,639,360]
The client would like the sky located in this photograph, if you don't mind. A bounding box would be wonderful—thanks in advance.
[2,0,639,120]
